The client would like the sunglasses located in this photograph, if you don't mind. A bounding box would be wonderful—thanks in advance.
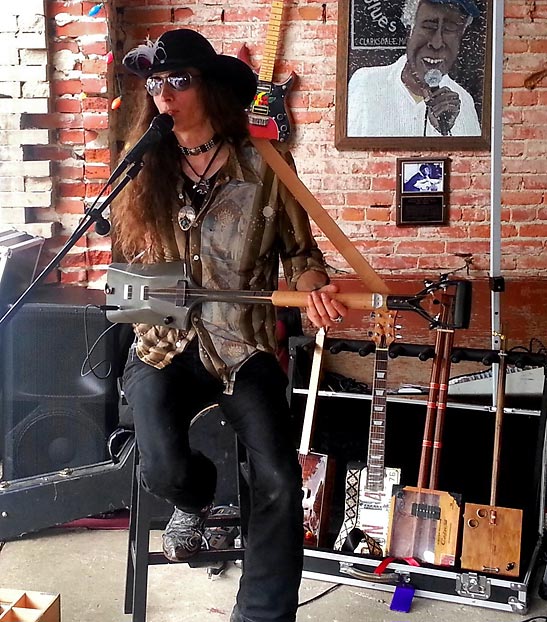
[145,73,199,97]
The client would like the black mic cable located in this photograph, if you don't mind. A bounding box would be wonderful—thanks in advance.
[423,69,451,136]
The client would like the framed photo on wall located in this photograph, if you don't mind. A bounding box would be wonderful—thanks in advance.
[335,0,491,150]
[396,157,449,225]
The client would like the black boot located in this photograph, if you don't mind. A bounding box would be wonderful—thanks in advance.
[162,505,211,561]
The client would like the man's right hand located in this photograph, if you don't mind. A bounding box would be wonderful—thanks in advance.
[426,86,461,135]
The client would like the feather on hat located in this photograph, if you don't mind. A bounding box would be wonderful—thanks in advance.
[122,29,257,108]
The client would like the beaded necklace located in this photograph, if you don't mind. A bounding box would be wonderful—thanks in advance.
[178,134,220,156]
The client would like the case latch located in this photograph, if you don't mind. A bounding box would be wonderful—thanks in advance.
[456,573,491,600]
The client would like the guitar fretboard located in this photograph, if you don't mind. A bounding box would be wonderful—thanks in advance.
[258,1,284,83]
[366,346,388,491]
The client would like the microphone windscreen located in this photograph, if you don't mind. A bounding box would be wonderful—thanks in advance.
[424,68,443,89]
[151,113,174,133]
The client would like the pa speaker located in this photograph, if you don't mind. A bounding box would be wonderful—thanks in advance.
[2,288,120,480]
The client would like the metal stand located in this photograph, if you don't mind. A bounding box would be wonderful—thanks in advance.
[0,160,144,330]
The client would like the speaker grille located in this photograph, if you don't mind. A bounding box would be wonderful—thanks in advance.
[4,403,108,479]
[4,303,116,400]
[2,291,120,480]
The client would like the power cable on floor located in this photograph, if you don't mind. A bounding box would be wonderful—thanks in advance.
[298,583,341,607]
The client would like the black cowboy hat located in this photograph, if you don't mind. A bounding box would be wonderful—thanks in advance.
[122,29,257,107]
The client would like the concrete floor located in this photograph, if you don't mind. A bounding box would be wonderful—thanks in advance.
[1,526,547,622]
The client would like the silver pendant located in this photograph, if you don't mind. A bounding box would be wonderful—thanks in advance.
[177,205,196,231]
[193,179,210,195]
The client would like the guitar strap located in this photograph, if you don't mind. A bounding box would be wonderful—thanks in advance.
[250,137,390,294]
[334,464,363,550]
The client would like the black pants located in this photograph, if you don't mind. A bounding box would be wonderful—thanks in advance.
[122,341,304,622]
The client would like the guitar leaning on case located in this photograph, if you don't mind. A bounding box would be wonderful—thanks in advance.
[299,327,335,547]
[334,310,401,557]
[386,293,462,567]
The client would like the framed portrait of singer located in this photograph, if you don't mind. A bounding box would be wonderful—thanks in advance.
[335,0,491,150]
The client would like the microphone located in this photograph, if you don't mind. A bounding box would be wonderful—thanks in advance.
[109,113,174,185]
[424,69,450,136]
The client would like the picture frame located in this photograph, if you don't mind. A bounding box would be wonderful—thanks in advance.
[396,157,449,225]
[335,0,491,151]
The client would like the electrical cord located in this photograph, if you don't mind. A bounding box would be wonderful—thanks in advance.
[297,583,341,607]
[80,304,118,380]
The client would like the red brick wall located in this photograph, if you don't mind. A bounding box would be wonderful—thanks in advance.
[43,1,546,316]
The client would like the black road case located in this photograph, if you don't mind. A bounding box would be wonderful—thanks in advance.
[289,336,547,613]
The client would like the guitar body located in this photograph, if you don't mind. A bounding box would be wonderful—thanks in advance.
[300,451,334,547]
[298,328,335,548]
[335,461,400,556]
[461,503,522,576]
[248,76,295,142]
[238,43,295,142]
[387,485,461,566]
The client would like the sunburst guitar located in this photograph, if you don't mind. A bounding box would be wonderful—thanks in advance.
[334,310,401,556]
[238,1,295,142]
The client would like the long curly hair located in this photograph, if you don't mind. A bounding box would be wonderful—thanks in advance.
[112,77,250,262]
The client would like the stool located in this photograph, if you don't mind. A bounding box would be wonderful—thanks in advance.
[124,417,248,622]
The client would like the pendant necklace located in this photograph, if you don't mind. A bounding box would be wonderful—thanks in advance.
[177,141,224,231]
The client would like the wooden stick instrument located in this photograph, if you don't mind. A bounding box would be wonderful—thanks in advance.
[460,333,523,576]
[386,294,462,567]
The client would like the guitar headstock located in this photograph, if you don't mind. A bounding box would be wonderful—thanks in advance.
[370,309,399,349]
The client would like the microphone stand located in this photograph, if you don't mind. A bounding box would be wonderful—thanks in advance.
[0,159,144,330]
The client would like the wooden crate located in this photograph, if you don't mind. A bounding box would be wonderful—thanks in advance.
[0,590,60,622]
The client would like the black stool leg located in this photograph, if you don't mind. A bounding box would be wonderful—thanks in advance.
[124,449,155,622]
[124,446,139,614]
[124,427,247,622]
[132,466,156,622]
[236,437,250,550]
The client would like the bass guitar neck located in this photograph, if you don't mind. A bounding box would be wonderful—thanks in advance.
[105,262,383,330]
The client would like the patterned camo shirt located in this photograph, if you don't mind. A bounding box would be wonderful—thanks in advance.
[129,140,327,393]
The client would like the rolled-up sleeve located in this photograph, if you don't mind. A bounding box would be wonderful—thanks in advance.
[274,150,328,289]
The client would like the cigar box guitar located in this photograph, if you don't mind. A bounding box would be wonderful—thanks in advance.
[460,333,523,577]
[299,327,334,547]
[386,293,462,567]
